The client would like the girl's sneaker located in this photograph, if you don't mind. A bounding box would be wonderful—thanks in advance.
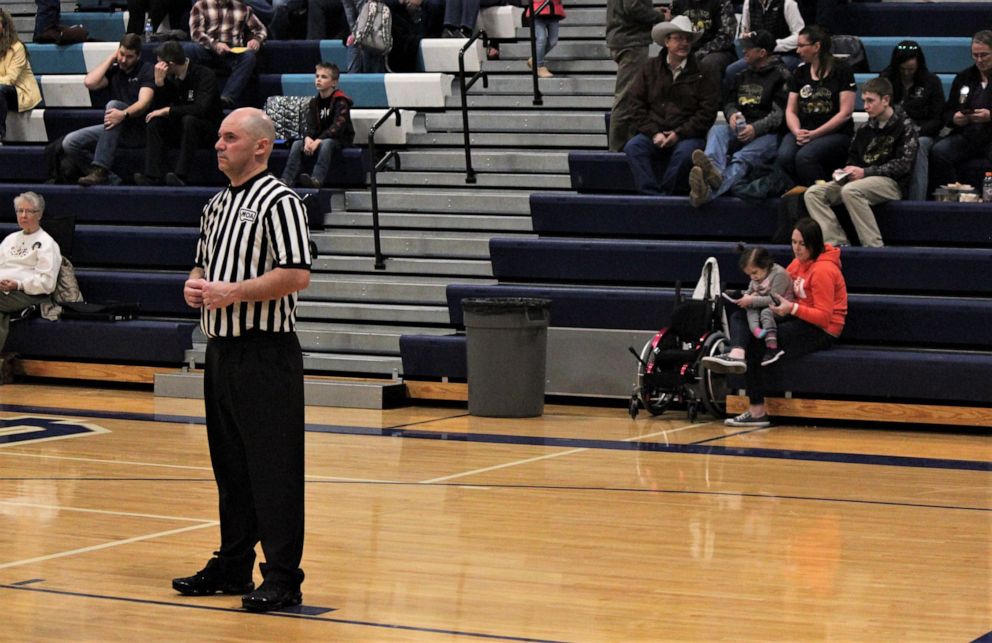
[761,348,785,366]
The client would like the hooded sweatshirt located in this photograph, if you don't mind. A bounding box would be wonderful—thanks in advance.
[305,89,355,147]
[846,105,919,194]
[787,243,847,337]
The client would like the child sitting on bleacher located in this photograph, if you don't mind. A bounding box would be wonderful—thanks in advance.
[725,245,794,367]
[280,62,355,188]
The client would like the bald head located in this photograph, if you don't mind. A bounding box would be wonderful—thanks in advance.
[216,108,276,185]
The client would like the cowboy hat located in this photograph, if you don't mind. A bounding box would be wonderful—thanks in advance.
[651,15,703,46]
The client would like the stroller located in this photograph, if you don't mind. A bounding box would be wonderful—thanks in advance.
[628,257,732,422]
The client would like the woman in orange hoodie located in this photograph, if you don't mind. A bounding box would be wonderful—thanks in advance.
[703,217,848,427]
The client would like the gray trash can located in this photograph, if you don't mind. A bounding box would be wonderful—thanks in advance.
[462,297,551,417]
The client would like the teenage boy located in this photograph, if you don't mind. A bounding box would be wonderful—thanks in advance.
[689,30,790,207]
[280,62,355,189]
[803,77,919,248]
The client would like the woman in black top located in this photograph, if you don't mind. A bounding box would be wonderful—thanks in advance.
[879,40,945,200]
[777,25,855,186]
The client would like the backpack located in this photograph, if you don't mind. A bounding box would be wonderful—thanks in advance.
[353,0,392,56]
[831,35,869,73]
[263,95,309,143]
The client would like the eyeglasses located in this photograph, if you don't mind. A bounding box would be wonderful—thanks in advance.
[15,208,39,214]
[897,44,919,51]
[796,42,813,49]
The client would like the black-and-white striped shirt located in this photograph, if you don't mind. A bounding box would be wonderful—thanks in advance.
[195,172,311,338]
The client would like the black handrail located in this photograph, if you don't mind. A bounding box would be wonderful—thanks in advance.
[367,108,402,270]
[458,30,489,184]
[523,0,553,106]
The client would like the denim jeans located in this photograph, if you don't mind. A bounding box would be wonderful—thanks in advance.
[534,17,559,67]
[624,133,704,195]
[778,131,851,187]
[34,0,61,37]
[701,123,779,202]
[281,138,341,185]
[62,100,145,182]
[443,0,480,29]
[347,44,386,73]
[195,47,257,104]
[907,135,933,201]
[930,132,992,192]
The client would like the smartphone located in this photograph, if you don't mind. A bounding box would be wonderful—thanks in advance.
[769,293,782,306]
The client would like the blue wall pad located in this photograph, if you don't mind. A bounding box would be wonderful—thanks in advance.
[860,37,973,75]
[26,44,88,74]
[262,73,390,107]
[76,269,194,317]
[6,319,196,364]
[70,13,128,41]
[400,334,467,379]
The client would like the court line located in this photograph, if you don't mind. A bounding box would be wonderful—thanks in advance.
[421,423,706,484]
[0,584,570,643]
[0,499,216,523]
[0,522,217,570]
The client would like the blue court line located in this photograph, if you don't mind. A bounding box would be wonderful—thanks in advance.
[972,631,992,643]
[0,476,988,513]
[1,403,988,472]
[0,583,569,643]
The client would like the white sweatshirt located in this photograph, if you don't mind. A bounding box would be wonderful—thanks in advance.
[0,228,61,295]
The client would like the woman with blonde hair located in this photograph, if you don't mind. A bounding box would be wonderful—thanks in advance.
[0,9,42,144]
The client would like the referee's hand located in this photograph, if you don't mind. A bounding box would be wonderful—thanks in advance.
[184,278,207,308]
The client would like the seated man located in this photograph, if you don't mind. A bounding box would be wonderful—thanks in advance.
[623,15,719,195]
[0,192,61,352]
[64,34,155,187]
[189,0,267,107]
[281,62,354,188]
[669,0,737,77]
[135,41,223,187]
[803,77,919,248]
[689,30,790,207]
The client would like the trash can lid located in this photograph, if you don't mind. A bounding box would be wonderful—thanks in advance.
[461,297,551,314]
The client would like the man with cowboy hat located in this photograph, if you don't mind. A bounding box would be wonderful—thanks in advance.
[622,15,719,195]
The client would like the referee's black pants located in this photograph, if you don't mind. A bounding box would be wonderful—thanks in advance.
[204,330,306,588]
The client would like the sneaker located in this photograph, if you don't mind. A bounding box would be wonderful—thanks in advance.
[761,348,785,367]
[241,581,302,612]
[172,560,254,596]
[688,167,711,208]
[700,352,747,374]
[724,411,771,428]
[691,149,722,188]
[298,173,321,189]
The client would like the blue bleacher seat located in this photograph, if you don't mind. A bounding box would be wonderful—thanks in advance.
[6,318,196,364]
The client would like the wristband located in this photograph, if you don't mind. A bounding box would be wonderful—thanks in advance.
[791,302,799,316]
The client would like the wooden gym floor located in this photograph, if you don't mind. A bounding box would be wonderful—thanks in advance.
[1,383,989,642]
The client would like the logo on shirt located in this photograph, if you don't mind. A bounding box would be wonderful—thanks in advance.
[32,242,41,251]
[238,207,258,223]
[187,90,195,102]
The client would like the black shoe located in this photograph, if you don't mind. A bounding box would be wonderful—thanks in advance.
[165,172,187,187]
[134,173,162,186]
[172,561,254,596]
[761,348,785,367]
[241,581,302,612]
[298,173,321,189]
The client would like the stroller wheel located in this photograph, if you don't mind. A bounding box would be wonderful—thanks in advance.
[628,397,639,419]
[687,401,698,423]
[636,338,674,416]
[700,332,731,419]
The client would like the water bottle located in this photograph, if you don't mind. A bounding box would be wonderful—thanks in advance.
[983,172,992,203]
[143,17,152,43]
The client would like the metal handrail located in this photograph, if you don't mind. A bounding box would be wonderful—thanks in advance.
[458,30,489,184]
[523,0,553,106]
[367,108,402,270]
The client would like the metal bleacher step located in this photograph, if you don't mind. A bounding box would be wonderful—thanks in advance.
[296,300,451,325]
[372,170,571,190]
[536,7,605,24]
[501,41,612,61]
[305,273,495,305]
[314,229,533,259]
[344,188,533,214]
[446,93,612,109]
[515,25,605,39]
[326,211,534,232]
[476,75,616,95]
[406,130,607,147]
[425,111,607,134]
[313,255,494,277]
[395,149,570,173]
[484,59,618,74]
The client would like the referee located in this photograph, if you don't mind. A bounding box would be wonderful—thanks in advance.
[173,108,311,613]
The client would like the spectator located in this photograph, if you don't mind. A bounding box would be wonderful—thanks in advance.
[134,41,223,187]
[878,40,945,201]
[126,0,190,37]
[729,245,795,367]
[605,0,665,151]
[529,0,566,78]
[64,35,155,187]
[689,30,790,207]
[281,62,354,188]
[669,0,737,78]
[346,0,387,72]
[0,9,42,144]
[33,0,88,44]
[189,0,267,107]
[385,0,444,72]
[930,30,992,192]
[623,16,719,195]
[702,217,847,428]
[0,192,61,353]
[723,0,803,95]
[803,77,918,247]
[308,0,349,39]
[778,25,855,187]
